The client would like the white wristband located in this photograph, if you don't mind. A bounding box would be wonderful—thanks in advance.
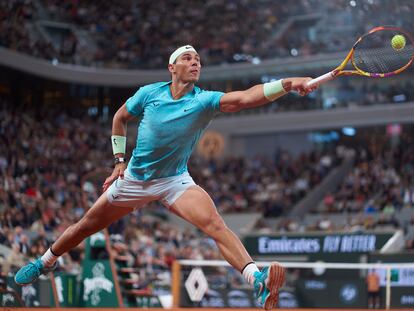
[263,79,287,101]
[111,135,126,155]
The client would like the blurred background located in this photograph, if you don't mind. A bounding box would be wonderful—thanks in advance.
[0,0,414,309]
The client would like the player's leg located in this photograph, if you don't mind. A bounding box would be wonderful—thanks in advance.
[15,192,134,285]
[169,185,285,310]
[52,193,134,254]
[170,186,249,269]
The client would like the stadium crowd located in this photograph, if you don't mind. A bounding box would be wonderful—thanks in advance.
[189,150,336,216]
[268,135,414,250]
[1,0,413,69]
[317,136,414,215]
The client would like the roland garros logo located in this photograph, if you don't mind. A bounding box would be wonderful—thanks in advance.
[83,263,114,306]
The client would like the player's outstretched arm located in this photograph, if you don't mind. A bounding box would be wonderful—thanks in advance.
[102,104,136,192]
[219,77,315,113]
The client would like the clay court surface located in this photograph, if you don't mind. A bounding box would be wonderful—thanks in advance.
[6,309,414,311]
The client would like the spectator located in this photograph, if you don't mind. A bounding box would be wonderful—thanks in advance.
[366,269,381,309]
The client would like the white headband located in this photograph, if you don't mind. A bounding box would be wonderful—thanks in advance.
[169,45,197,64]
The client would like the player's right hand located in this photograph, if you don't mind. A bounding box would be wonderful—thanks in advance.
[102,163,127,192]
[283,77,317,96]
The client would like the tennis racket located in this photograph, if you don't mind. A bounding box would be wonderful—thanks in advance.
[307,26,414,87]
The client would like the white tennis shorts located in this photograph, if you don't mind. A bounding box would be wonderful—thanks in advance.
[106,169,196,209]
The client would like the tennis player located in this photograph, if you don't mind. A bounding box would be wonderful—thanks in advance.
[15,45,315,310]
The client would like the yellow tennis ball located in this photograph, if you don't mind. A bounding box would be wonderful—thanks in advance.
[391,34,406,50]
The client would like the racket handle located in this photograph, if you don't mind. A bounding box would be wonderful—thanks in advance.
[306,71,335,87]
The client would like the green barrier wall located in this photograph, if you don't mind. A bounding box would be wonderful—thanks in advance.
[80,232,119,307]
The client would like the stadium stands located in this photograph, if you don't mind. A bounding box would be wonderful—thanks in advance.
[315,138,414,215]
[2,0,413,69]
[190,150,337,216]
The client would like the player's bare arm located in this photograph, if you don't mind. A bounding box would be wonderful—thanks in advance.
[219,77,314,113]
[103,104,136,191]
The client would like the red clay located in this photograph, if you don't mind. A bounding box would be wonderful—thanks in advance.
[5,309,408,311]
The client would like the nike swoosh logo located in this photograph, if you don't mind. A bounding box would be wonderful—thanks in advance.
[184,108,193,112]
[112,194,119,199]
[113,138,117,145]
[182,181,190,185]
[153,103,160,106]
[185,46,191,49]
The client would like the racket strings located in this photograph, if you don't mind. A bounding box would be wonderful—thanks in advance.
[352,29,413,74]
[365,48,401,73]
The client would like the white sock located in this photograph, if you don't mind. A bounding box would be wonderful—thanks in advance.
[242,262,260,286]
[41,248,59,267]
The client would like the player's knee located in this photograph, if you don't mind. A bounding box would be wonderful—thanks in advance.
[203,215,228,237]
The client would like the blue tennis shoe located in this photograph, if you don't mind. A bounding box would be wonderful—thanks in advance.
[253,262,286,310]
[15,258,57,286]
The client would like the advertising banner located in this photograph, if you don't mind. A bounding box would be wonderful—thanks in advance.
[80,260,117,307]
[6,276,53,307]
[80,233,118,307]
[296,279,367,308]
[134,295,163,308]
[181,287,260,308]
[244,232,394,256]
[54,273,79,307]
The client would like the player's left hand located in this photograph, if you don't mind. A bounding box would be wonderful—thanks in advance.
[282,77,317,96]
[102,163,127,192]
